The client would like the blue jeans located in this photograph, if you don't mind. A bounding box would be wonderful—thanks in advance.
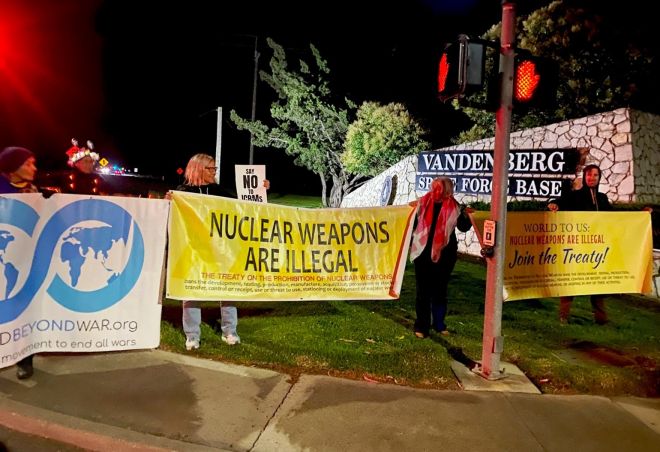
[182,300,237,341]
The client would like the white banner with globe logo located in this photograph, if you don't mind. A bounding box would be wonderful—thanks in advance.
[0,193,169,368]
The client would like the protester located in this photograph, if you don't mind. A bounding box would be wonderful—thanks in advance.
[548,164,611,325]
[62,138,103,195]
[409,176,472,338]
[173,153,269,349]
[0,146,39,379]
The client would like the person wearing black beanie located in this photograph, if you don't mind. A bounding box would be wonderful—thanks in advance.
[0,146,38,379]
[0,146,38,194]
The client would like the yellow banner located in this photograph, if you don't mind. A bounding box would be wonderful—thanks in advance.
[470,211,653,301]
[167,192,416,300]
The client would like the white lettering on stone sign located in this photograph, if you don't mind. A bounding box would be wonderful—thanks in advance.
[415,175,563,198]
[513,179,562,197]
[419,149,573,175]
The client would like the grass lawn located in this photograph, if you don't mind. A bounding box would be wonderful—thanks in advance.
[160,256,659,397]
[267,193,323,208]
[160,194,660,396]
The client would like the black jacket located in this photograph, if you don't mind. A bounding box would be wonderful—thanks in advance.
[175,183,236,198]
[552,165,612,211]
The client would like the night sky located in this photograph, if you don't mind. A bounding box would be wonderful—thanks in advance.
[0,0,547,193]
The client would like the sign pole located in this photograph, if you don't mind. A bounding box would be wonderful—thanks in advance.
[475,1,516,380]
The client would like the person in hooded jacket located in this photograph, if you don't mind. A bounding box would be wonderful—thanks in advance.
[547,164,611,324]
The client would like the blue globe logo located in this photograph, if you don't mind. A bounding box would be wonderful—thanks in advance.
[58,223,131,290]
[0,230,20,301]
[0,198,145,322]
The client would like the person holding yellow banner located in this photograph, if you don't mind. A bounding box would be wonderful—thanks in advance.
[548,164,612,325]
[174,153,269,349]
[0,146,39,379]
[409,176,472,338]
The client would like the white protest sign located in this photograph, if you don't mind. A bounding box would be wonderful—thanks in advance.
[235,165,267,203]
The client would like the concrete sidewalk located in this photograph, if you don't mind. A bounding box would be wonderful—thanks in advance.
[0,350,657,451]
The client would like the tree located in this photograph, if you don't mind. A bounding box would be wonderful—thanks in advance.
[343,102,429,177]
[454,0,659,143]
[230,38,358,208]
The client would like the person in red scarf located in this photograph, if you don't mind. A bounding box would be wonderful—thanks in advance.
[409,177,472,338]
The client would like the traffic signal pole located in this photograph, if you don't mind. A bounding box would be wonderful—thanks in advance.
[475,1,516,380]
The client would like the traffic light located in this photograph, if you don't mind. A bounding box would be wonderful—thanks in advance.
[437,35,486,102]
[512,51,557,109]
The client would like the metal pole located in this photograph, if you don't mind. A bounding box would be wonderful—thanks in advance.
[476,1,516,380]
[215,106,222,184]
[249,36,260,165]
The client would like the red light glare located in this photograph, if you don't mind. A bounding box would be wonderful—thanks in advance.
[0,0,104,147]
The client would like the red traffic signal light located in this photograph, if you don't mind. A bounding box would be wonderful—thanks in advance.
[437,39,463,101]
[438,52,451,93]
[437,35,486,102]
[512,51,557,109]
[514,59,541,103]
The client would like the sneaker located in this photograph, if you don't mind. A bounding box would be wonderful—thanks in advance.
[185,338,199,350]
[222,334,241,345]
[440,330,450,336]
[414,331,427,339]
